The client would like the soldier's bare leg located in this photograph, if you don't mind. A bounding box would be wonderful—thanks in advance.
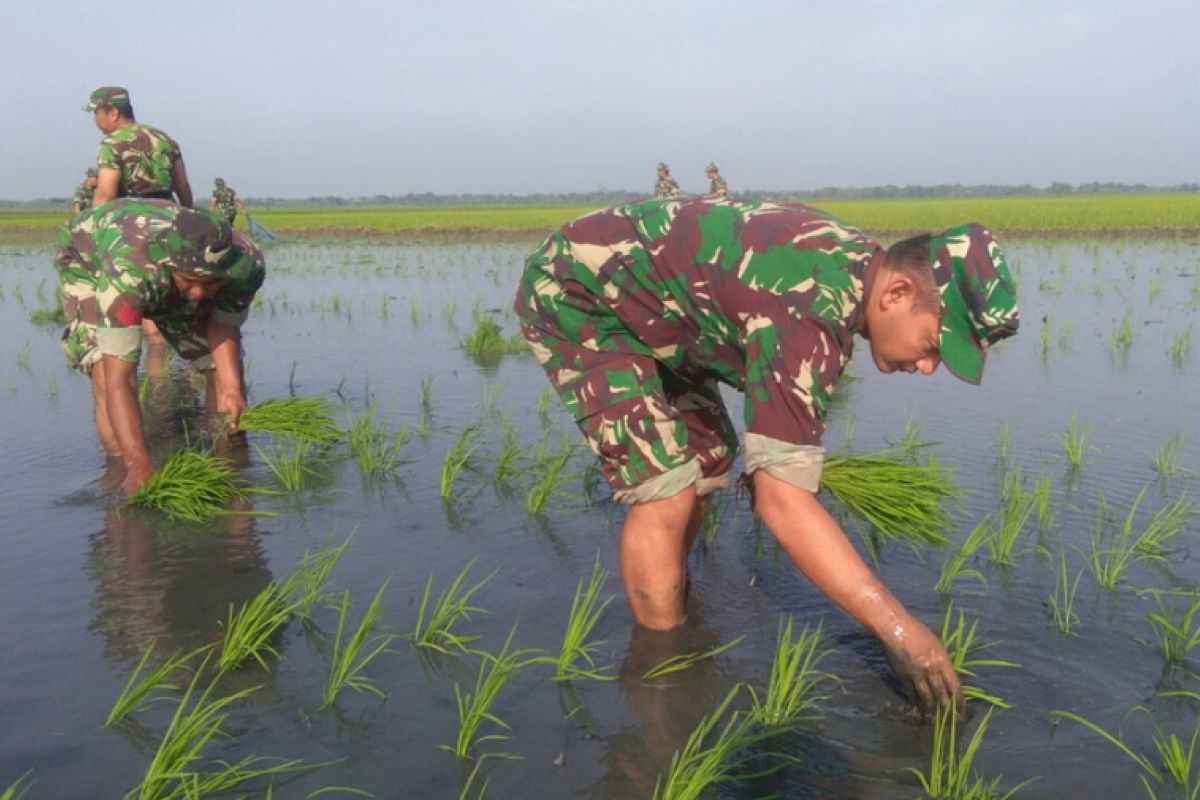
[620,486,711,630]
[90,359,136,457]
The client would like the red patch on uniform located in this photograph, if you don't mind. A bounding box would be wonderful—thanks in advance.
[115,303,143,327]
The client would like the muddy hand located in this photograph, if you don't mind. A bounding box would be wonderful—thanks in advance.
[881,619,963,713]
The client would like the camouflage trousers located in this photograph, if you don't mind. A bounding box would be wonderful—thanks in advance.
[516,244,737,504]
[60,278,218,376]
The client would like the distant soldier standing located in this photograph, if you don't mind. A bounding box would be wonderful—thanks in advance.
[653,163,681,199]
[210,178,245,225]
[84,86,193,209]
[705,163,727,198]
[72,168,99,214]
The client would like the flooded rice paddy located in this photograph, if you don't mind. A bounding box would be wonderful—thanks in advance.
[1,235,1198,798]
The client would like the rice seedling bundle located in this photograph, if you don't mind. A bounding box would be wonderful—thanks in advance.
[461,316,528,361]
[909,706,1034,799]
[239,397,342,446]
[125,450,252,521]
[819,449,960,550]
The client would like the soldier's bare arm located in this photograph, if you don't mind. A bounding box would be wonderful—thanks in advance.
[752,469,962,711]
[173,159,194,208]
[93,168,120,208]
[99,356,154,494]
[206,320,246,428]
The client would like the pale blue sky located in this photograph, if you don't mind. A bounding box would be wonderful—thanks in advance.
[3,0,1197,199]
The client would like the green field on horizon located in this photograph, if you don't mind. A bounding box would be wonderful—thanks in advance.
[3,194,1198,239]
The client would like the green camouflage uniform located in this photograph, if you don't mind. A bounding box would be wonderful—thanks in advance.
[212,181,240,224]
[708,174,727,198]
[73,178,97,212]
[55,199,265,375]
[653,175,681,199]
[96,124,184,200]
[514,197,1018,503]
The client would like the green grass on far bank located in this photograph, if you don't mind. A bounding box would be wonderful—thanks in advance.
[3,194,1198,241]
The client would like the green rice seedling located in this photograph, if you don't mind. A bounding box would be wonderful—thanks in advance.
[459,760,490,800]
[254,438,324,491]
[125,449,253,521]
[218,579,296,673]
[547,555,615,681]
[1146,591,1200,666]
[698,490,730,548]
[653,684,789,800]
[45,376,59,403]
[936,518,992,594]
[1049,709,1189,798]
[321,581,397,708]
[440,420,484,500]
[411,558,495,654]
[995,420,1012,465]
[346,405,410,477]
[1087,489,1157,590]
[0,772,32,800]
[1109,311,1134,354]
[28,305,65,326]
[409,297,421,326]
[1040,315,1051,363]
[1047,543,1083,635]
[536,385,556,417]
[1060,412,1091,469]
[909,706,1032,799]
[379,294,390,319]
[106,642,209,726]
[820,449,959,552]
[1171,324,1193,366]
[286,536,352,622]
[14,341,31,370]
[1058,320,1074,351]
[986,473,1037,565]
[493,416,524,483]
[1134,493,1195,556]
[940,604,1019,709]
[419,374,434,419]
[750,617,834,727]
[525,439,575,514]
[483,379,505,415]
[1148,276,1165,306]
[1031,474,1057,533]
[239,397,342,446]
[461,316,528,362]
[1150,433,1192,477]
[642,636,745,681]
[442,625,536,760]
[443,298,458,323]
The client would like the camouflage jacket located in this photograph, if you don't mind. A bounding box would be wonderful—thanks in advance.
[212,185,239,221]
[708,175,727,198]
[55,200,265,361]
[653,176,681,199]
[73,179,96,211]
[96,123,183,198]
[516,197,880,451]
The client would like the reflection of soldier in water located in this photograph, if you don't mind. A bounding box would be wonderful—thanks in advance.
[87,501,272,664]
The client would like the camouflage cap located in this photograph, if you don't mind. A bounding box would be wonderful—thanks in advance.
[658,162,669,171]
[149,207,255,280]
[705,162,719,172]
[929,223,1020,385]
[83,86,131,112]
[86,167,98,178]
[214,177,226,187]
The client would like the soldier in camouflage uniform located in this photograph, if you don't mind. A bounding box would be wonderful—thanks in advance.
[84,86,193,209]
[56,199,265,495]
[515,196,1019,710]
[704,163,727,198]
[210,178,245,225]
[653,163,681,199]
[72,168,99,214]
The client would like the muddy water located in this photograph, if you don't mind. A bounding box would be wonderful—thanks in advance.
[0,236,1197,798]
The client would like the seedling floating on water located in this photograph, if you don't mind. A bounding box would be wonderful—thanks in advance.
[125,449,253,521]
[749,616,834,727]
[642,635,745,680]
[322,580,397,708]
[239,396,342,446]
[411,558,495,654]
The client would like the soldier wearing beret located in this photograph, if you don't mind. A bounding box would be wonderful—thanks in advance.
[653,162,681,199]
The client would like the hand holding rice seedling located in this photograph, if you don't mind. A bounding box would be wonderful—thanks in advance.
[239,396,342,446]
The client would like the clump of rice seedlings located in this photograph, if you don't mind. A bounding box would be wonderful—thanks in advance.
[254,437,325,491]
[1087,490,1157,590]
[820,449,959,552]
[493,416,524,483]
[642,636,745,681]
[1134,493,1195,556]
[1031,474,1057,533]
[653,684,789,800]
[536,385,556,418]
[239,397,342,446]
[125,449,252,521]
[1109,312,1134,354]
[461,315,528,362]
[909,706,1032,799]
[442,626,536,760]
[986,470,1038,566]
[0,772,32,799]
[28,305,65,326]
[346,405,410,477]
[1148,276,1165,306]
[995,420,1012,465]
[14,341,31,370]
[440,420,484,500]
[218,579,295,673]
[1047,543,1083,635]
[525,439,576,514]
[1060,412,1092,469]
[749,617,834,727]
[419,374,434,419]
[288,536,352,623]
[411,558,495,654]
[1171,324,1193,366]
[940,604,1019,709]
[1146,591,1200,665]
[936,518,992,594]
[546,556,615,681]
[321,581,397,708]
[1150,433,1192,477]
[107,642,209,726]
